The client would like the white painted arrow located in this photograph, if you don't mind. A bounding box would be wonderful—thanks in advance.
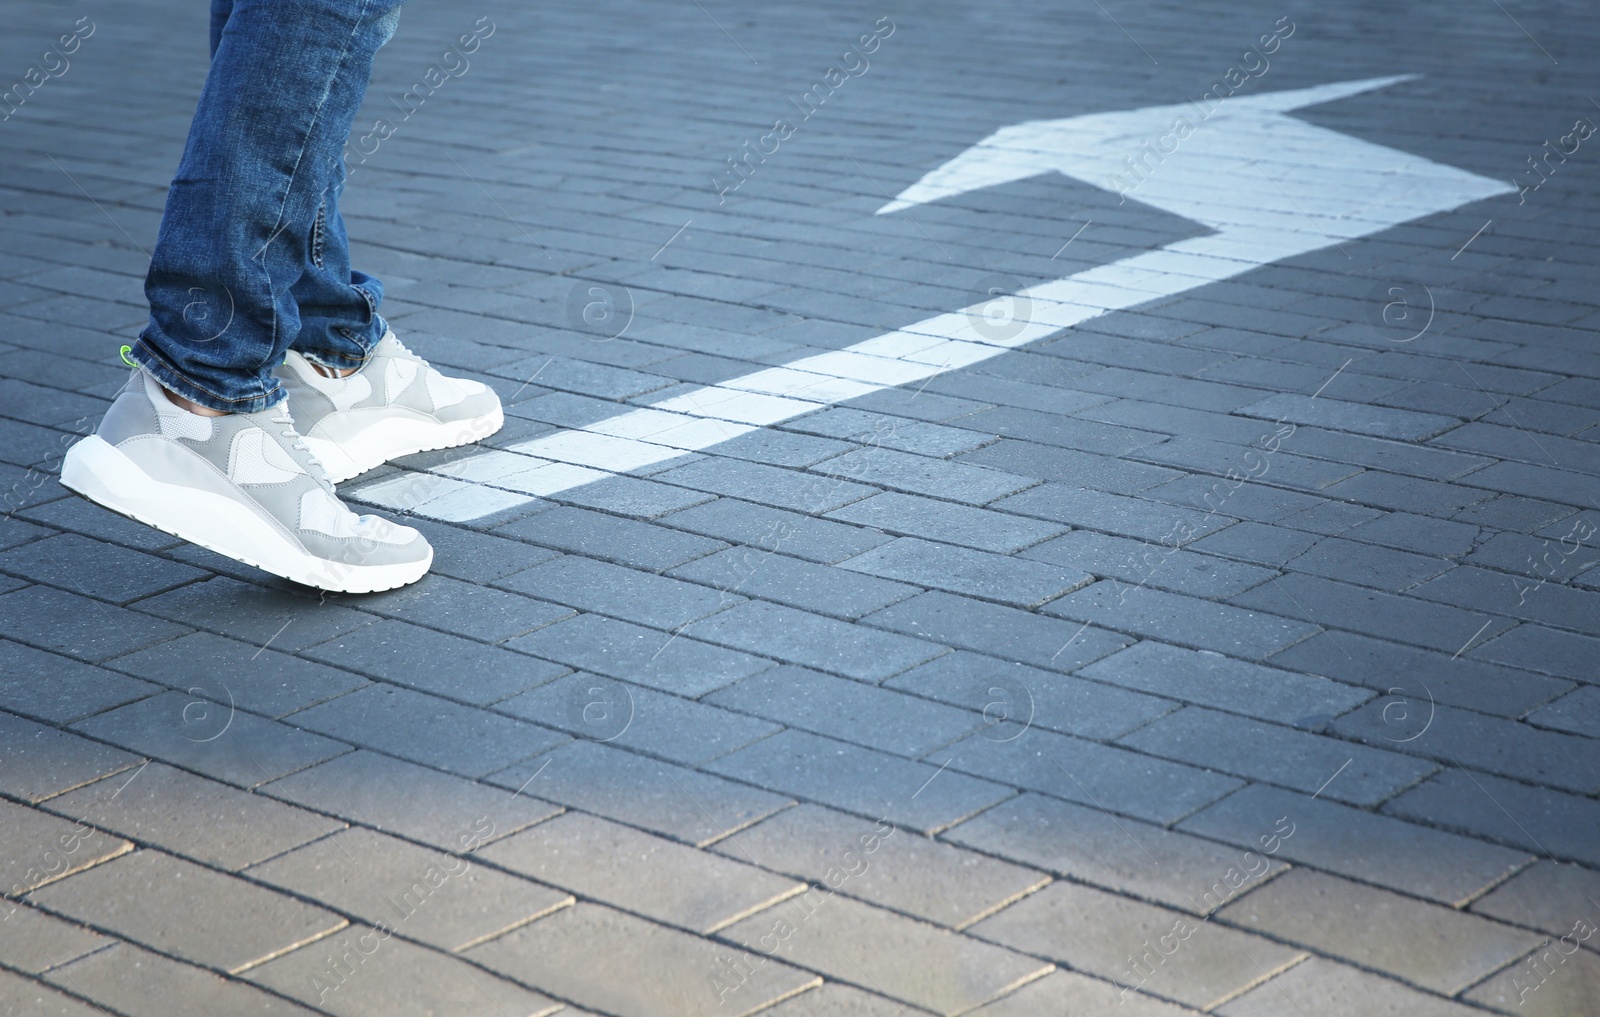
[352,76,1512,522]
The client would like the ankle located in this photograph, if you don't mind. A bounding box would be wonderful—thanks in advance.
[162,386,229,417]
[309,361,360,379]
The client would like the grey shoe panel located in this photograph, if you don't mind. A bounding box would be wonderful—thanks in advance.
[98,375,161,446]
[431,385,501,426]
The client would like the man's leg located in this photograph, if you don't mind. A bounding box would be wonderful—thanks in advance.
[61,0,432,594]
[131,0,405,414]
[289,156,389,375]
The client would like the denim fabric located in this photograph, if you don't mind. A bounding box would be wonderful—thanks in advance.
[134,0,404,413]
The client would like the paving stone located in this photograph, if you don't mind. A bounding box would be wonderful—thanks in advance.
[839,537,1090,609]
[1466,946,1600,1017]
[668,545,918,620]
[863,591,1133,674]
[928,725,1241,826]
[261,750,558,853]
[707,729,1013,836]
[1119,706,1437,807]
[964,969,1203,1016]
[246,826,572,951]
[757,983,917,1016]
[1228,573,1515,654]
[132,577,373,652]
[495,671,778,765]
[1277,498,1386,536]
[0,517,52,553]
[652,456,880,514]
[1022,528,1277,598]
[946,792,1285,916]
[0,532,205,604]
[721,893,1053,1016]
[993,484,1234,543]
[558,472,719,517]
[45,762,335,872]
[0,638,157,724]
[1268,630,1570,718]
[1044,581,1320,659]
[1453,494,1577,534]
[1217,869,1541,995]
[685,600,945,682]
[826,491,1066,555]
[1178,783,1530,906]
[248,925,561,1017]
[0,902,106,973]
[468,902,819,1017]
[486,740,791,846]
[970,881,1304,1011]
[480,811,800,933]
[789,407,993,459]
[1079,641,1371,725]
[1135,438,1361,496]
[906,650,1163,748]
[1285,536,1455,591]
[1411,564,1600,633]
[1470,623,1600,682]
[810,446,1035,506]
[72,683,351,783]
[0,584,189,662]
[28,850,345,974]
[355,574,574,643]
[1187,520,1322,566]
[105,630,367,718]
[960,438,1183,496]
[1237,393,1457,440]
[661,497,894,564]
[1466,530,1600,581]
[963,405,1164,458]
[1334,700,1600,793]
[494,505,726,570]
[300,619,569,707]
[18,494,183,552]
[1470,860,1600,946]
[44,941,324,1016]
[1384,767,1600,868]
[0,798,132,900]
[1526,685,1600,737]
[287,685,566,778]
[498,553,738,629]
[508,613,771,696]
[1342,511,1480,558]
[0,970,106,1017]
[708,666,979,758]
[1217,957,1482,1017]
[409,520,561,583]
[0,711,140,803]
[717,803,1047,930]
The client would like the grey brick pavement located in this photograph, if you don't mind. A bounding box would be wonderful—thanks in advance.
[3,0,1600,1013]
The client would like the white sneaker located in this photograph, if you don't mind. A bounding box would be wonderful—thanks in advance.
[61,370,433,593]
[277,332,504,484]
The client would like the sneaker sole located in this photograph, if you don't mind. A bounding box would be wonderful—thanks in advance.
[305,406,505,485]
[60,435,431,594]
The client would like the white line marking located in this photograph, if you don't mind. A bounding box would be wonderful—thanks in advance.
[353,78,1514,522]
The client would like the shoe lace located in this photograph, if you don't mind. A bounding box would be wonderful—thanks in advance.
[271,405,335,489]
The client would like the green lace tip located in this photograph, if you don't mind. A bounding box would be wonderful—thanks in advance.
[119,345,136,368]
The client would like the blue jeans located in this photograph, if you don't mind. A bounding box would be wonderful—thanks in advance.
[132,0,404,413]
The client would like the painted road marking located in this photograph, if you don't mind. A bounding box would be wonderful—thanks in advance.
[351,76,1513,522]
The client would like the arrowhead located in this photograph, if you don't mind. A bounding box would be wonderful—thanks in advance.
[876,74,1425,215]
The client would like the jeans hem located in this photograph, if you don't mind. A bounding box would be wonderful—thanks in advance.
[130,337,285,415]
